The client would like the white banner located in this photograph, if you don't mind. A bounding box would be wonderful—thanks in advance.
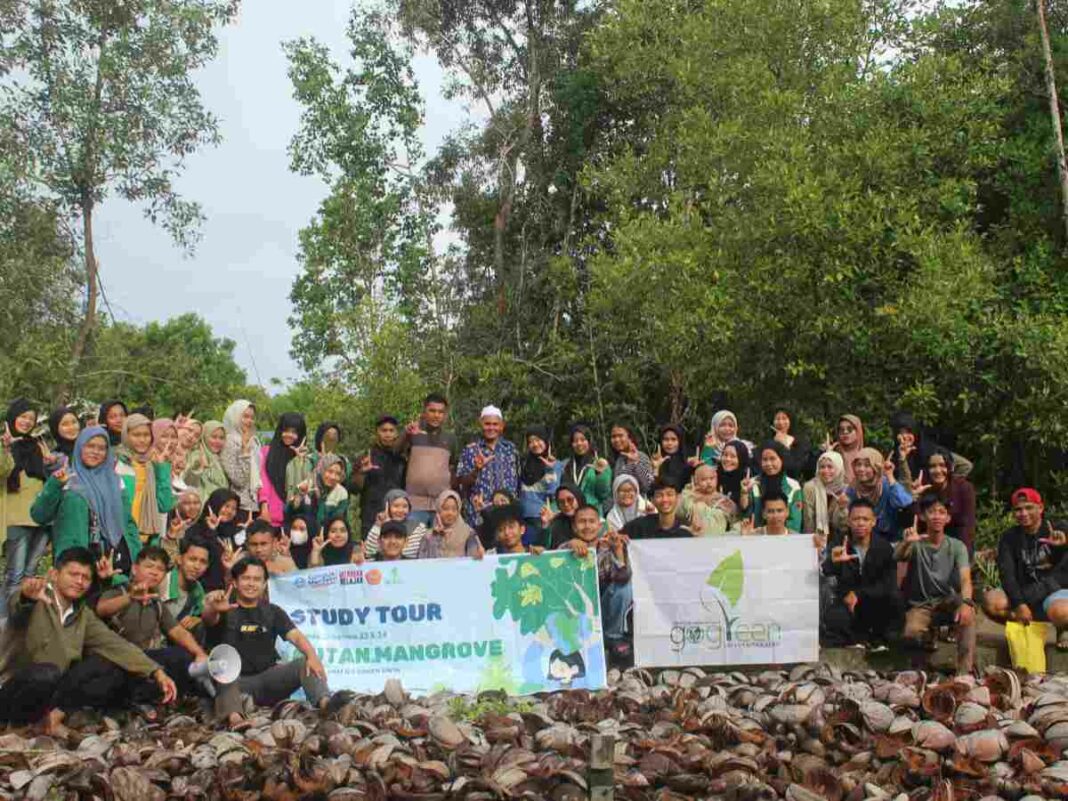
[630,536,819,667]
[269,552,607,695]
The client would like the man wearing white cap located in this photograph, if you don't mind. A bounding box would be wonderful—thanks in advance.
[457,406,520,526]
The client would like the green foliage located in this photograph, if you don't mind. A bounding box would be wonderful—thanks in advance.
[445,694,534,722]
[73,314,247,417]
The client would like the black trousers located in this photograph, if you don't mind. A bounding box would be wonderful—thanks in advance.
[0,656,141,724]
[821,593,902,646]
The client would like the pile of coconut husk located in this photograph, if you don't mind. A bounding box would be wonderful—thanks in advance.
[1,665,1067,801]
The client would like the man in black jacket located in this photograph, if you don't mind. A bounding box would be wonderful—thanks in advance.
[983,488,1068,650]
[350,415,408,536]
[821,498,902,652]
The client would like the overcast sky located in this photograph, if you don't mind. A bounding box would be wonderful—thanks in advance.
[92,2,467,388]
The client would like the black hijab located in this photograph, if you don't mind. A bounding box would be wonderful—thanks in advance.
[185,488,241,592]
[5,398,45,492]
[48,406,78,458]
[889,410,931,479]
[657,424,691,489]
[265,412,307,498]
[567,424,596,470]
[315,421,342,453]
[98,399,127,446]
[321,517,356,565]
[521,425,552,487]
[756,440,787,497]
[716,439,751,507]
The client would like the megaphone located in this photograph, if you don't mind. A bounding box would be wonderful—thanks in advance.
[188,644,242,697]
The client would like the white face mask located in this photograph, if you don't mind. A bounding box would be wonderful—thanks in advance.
[289,527,309,546]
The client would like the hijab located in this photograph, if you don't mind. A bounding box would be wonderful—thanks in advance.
[432,489,475,557]
[151,418,177,450]
[48,406,78,458]
[756,440,787,498]
[521,425,552,487]
[188,487,241,592]
[657,424,691,490]
[565,424,596,482]
[315,421,342,453]
[609,474,645,526]
[707,410,740,456]
[67,427,127,548]
[835,414,865,482]
[222,399,262,494]
[120,413,160,537]
[851,446,885,503]
[265,412,306,499]
[716,439,751,507]
[383,488,421,535]
[5,398,45,493]
[190,420,227,484]
[321,517,356,565]
[812,451,847,535]
[98,399,127,446]
[316,453,348,505]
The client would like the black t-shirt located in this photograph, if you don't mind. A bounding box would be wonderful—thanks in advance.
[623,515,691,540]
[216,603,296,675]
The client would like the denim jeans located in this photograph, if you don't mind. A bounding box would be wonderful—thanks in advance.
[601,581,633,640]
[2,525,49,616]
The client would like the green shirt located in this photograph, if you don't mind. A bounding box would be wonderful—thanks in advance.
[906,535,968,606]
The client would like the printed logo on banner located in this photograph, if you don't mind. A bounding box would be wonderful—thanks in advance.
[670,550,782,653]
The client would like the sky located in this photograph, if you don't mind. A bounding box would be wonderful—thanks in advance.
[92,2,468,388]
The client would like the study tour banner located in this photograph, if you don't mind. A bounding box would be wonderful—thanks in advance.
[630,536,819,667]
[269,552,607,694]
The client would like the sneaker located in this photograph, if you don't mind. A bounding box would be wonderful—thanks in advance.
[867,643,890,654]
[846,642,868,650]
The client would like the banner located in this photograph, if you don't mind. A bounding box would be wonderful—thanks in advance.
[269,552,607,694]
[630,536,819,667]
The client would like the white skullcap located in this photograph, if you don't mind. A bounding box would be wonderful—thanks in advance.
[480,405,504,421]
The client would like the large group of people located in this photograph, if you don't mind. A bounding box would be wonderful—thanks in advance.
[0,393,1066,732]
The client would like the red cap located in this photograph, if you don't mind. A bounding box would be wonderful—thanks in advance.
[1011,488,1043,507]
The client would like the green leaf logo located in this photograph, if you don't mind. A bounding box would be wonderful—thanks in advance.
[706,550,744,607]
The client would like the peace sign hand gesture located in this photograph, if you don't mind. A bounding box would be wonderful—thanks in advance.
[221,541,244,572]
[311,529,326,555]
[96,552,120,582]
[651,446,665,472]
[206,507,221,531]
[740,469,754,494]
[910,470,932,498]
[1,422,12,450]
[473,449,495,472]
[539,444,557,469]
[277,531,292,557]
[292,437,308,459]
[539,501,554,528]
[37,439,57,466]
[882,451,897,482]
[52,466,70,485]
[1039,525,1067,547]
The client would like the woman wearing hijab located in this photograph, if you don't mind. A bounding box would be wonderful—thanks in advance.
[47,406,81,471]
[609,424,654,495]
[288,453,350,535]
[1,399,51,614]
[699,411,754,467]
[220,399,262,514]
[802,451,849,539]
[417,489,481,558]
[313,421,349,475]
[606,474,654,531]
[518,426,564,531]
[828,414,865,483]
[114,413,175,545]
[716,439,751,511]
[258,412,307,528]
[350,415,407,536]
[653,424,692,490]
[97,399,128,446]
[309,516,358,567]
[845,447,913,542]
[30,426,141,581]
[183,488,242,592]
[362,488,427,561]
[917,447,977,554]
[742,441,803,532]
[560,424,612,512]
[183,420,228,502]
[540,484,585,550]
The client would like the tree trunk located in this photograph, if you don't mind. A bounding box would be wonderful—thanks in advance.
[1036,0,1068,247]
[70,200,99,380]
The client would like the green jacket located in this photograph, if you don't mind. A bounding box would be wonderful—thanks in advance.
[31,474,143,573]
[0,588,160,682]
[287,491,350,533]
[562,458,613,511]
[115,457,175,520]
[160,568,205,620]
[0,447,45,529]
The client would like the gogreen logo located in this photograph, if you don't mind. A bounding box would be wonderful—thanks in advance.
[700,550,744,639]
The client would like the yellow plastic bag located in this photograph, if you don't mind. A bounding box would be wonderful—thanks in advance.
[1005,620,1050,673]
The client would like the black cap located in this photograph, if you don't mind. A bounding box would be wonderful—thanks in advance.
[380,520,408,538]
[376,414,399,427]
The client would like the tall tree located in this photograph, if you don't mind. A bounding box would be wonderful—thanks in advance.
[1,0,239,383]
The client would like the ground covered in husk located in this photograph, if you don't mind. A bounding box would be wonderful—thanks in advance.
[1,665,1067,801]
